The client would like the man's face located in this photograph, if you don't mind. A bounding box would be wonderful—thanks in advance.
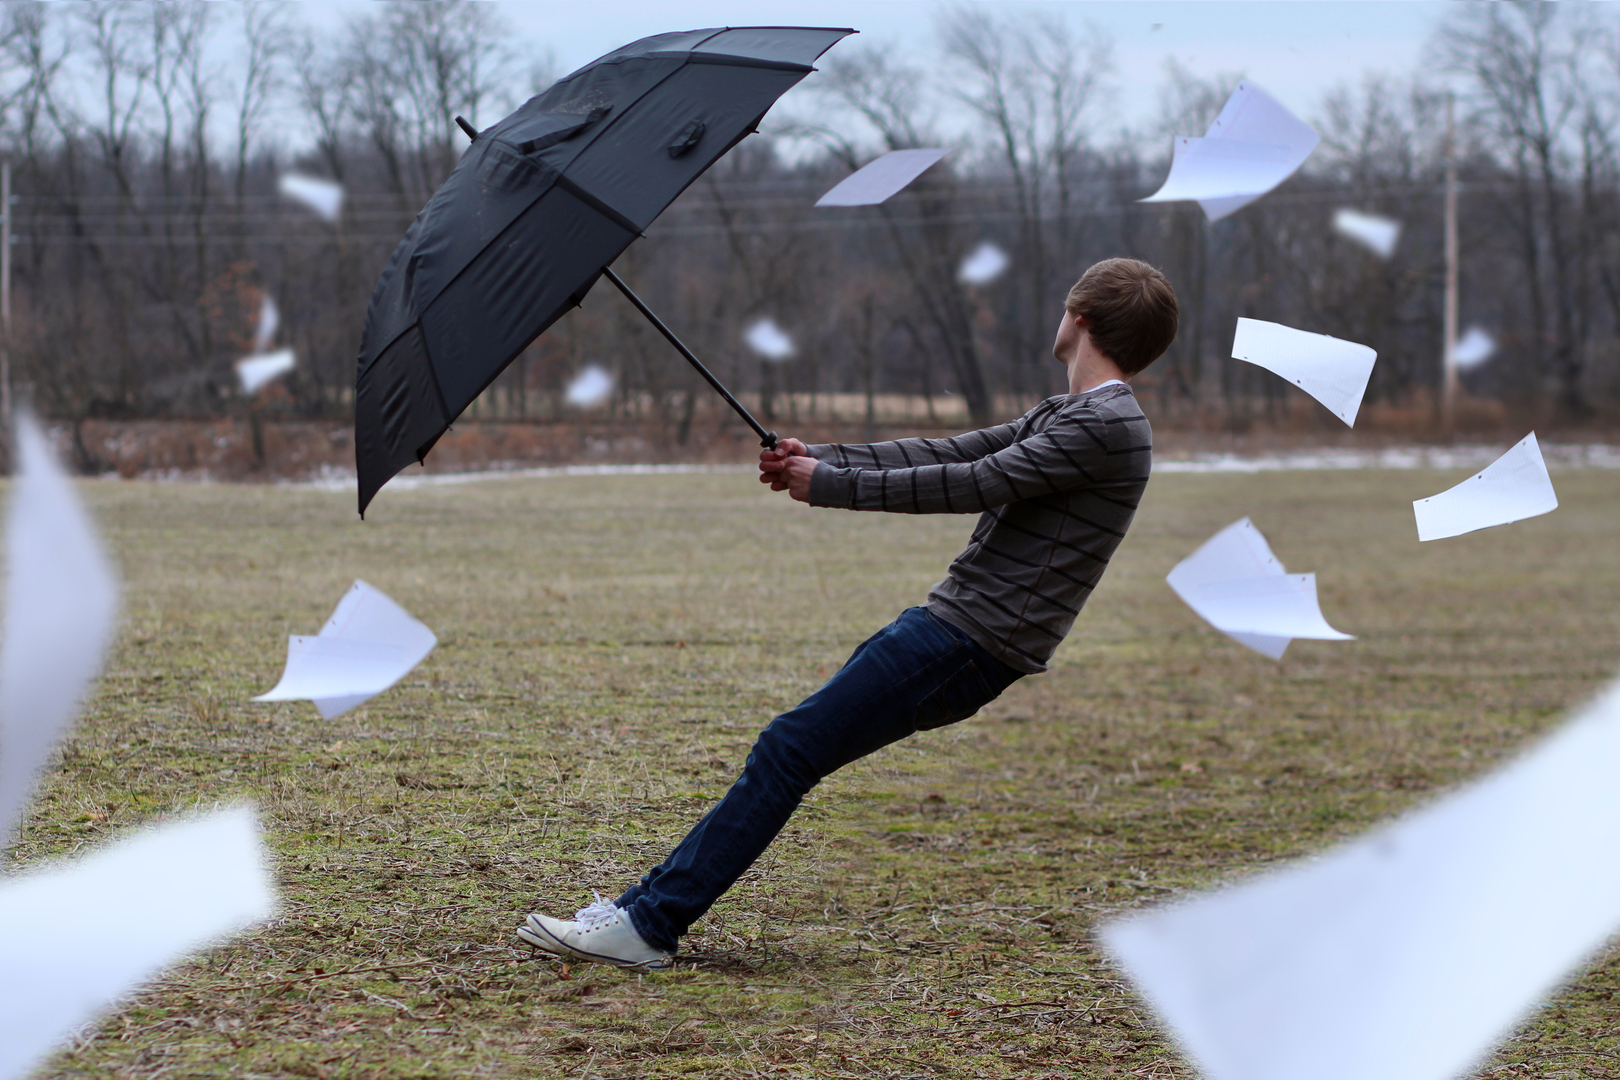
[1052,309,1082,366]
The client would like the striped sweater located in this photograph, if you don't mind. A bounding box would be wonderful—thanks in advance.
[806,383,1152,674]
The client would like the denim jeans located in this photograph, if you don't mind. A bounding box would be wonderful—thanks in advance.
[616,606,1023,952]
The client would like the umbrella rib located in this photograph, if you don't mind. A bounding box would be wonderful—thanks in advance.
[554,176,645,239]
[600,266,777,450]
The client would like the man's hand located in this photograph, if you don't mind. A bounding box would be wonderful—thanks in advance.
[758,438,816,502]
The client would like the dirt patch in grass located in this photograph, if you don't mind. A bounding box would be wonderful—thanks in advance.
[14,467,1620,1078]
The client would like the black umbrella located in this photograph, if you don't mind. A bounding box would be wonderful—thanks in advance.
[354,26,854,513]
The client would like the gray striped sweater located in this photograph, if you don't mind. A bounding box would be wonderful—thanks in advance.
[806,383,1152,674]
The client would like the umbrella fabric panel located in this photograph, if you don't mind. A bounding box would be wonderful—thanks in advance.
[362,58,685,368]
[355,325,448,509]
[690,27,852,65]
[564,63,806,230]
[584,28,724,70]
[422,184,638,413]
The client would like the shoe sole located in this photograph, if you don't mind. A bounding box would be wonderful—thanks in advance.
[516,921,673,970]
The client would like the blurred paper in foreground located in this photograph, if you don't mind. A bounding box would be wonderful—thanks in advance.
[0,809,274,1080]
[1453,326,1497,370]
[236,348,295,395]
[1413,432,1557,542]
[1231,317,1376,427]
[564,365,613,408]
[958,242,1010,286]
[815,149,949,207]
[1333,208,1401,259]
[278,173,344,222]
[1141,82,1319,222]
[1102,675,1620,1080]
[254,580,436,719]
[1167,518,1352,660]
[254,294,279,354]
[743,317,795,361]
[0,414,119,843]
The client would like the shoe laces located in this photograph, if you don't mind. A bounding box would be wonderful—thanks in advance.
[574,892,620,930]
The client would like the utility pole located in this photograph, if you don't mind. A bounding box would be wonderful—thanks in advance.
[1441,93,1459,437]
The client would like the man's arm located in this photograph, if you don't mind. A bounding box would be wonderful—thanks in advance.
[762,405,1146,513]
[803,424,1021,471]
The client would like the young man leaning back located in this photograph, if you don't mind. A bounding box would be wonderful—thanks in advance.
[518,257,1179,968]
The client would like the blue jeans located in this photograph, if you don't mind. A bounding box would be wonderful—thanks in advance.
[617,606,1022,952]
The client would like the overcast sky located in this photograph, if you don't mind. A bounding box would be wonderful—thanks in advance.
[295,0,1450,139]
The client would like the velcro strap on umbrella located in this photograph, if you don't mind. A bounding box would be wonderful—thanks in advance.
[495,106,612,155]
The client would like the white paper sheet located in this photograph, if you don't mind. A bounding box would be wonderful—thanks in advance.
[814,148,950,207]
[1453,326,1497,370]
[278,173,344,222]
[1412,432,1558,542]
[958,241,1009,286]
[1333,208,1401,258]
[0,808,274,1080]
[253,580,436,719]
[1167,518,1352,659]
[564,365,613,408]
[0,414,119,844]
[1231,317,1377,427]
[253,293,279,354]
[1141,82,1319,222]
[235,349,295,395]
[1101,673,1620,1080]
[743,317,795,361]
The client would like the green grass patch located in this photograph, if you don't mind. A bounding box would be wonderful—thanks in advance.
[14,468,1620,1078]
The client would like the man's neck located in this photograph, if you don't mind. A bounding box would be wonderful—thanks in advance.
[1068,358,1128,394]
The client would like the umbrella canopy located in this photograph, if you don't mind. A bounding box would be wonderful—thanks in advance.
[355,26,854,513]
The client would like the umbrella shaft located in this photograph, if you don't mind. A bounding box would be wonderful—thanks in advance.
[601,266,777,450]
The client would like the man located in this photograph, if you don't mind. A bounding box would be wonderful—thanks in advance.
[518,257,1178,968]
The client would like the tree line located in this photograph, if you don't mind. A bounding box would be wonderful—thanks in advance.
[0,0,1615,444]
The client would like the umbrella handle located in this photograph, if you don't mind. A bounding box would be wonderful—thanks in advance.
[601,266,778,450]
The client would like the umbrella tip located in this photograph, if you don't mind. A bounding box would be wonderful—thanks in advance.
[455,115,478,141]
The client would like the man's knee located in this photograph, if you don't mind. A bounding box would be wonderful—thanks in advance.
[744,715,827,795]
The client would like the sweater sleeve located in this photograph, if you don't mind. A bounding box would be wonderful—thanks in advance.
[804,422,1020,471]
[807,405,1139,514]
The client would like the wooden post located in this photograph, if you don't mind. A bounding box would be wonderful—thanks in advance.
[1,158,12,430]
[1441,94,1459,437]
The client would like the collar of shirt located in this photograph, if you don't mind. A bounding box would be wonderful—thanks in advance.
[1080,379,1126,394]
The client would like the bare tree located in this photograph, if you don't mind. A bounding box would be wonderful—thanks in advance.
[346,0,514,202]
[1438,2,1594,416]
[807,47,994,425]
[942,6,1112,401]
[232,3,292,206]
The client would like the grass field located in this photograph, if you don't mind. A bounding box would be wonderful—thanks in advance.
[15,465,1620,1079]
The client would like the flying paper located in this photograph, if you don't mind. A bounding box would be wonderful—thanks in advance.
[0,414,119,844]
[958,242,1010,286]
[814,148,950,207]
[1101,673,1620,1080]
[254,293,279,354]
[279,173,344,222]
[564,365,613,408]
[743,317,795,361]
[1333,208,1401,259]
[1412,432,1557,542]
[1231,317,1376,427]
[253,580,436,719]
[0,808,274,1080]
[1167,517,1353,660]
[1453,326,1496,370]
[1141,82,1319,222]
[235,348,295,395]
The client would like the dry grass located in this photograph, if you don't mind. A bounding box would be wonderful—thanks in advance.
[11,466,1620,1079]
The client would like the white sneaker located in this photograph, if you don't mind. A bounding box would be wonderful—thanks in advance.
[517,893,673,969]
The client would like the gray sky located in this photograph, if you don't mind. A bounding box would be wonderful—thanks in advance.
[296,0,1450,138]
